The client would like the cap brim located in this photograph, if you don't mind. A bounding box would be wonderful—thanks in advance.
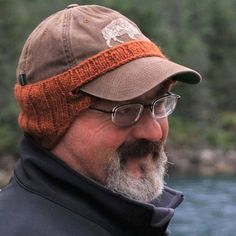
[80,56,202,101]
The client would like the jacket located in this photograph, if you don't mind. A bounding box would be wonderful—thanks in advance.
[0,136,184,236]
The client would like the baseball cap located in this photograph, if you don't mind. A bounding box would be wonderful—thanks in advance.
[17,4,201,101]
[15,4,202,148]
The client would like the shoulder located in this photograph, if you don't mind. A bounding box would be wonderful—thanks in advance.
[0,179,111,236]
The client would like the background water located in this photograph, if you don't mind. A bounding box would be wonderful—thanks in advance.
[166,176,236,236]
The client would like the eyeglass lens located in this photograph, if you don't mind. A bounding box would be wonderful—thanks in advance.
[153,96,177,118]
[112,104,144,126]
[113,94,178,127]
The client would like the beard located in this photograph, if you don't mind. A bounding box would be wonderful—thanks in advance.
[104,139,167,203]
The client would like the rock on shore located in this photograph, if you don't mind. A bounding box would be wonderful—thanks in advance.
[167,149,236,176]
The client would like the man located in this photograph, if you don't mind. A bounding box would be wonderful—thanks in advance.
[0,4,201,236]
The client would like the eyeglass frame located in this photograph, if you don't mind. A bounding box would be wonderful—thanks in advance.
[89,92,181,127]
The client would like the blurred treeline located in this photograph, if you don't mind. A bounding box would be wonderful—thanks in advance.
[0,0,235,156]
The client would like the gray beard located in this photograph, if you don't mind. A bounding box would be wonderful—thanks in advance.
[105,147,167,203]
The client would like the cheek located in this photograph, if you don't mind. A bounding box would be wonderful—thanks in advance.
[87,122,129,149]
[71,120,129,183]
[72,114,129,154]
[53,111,131,184]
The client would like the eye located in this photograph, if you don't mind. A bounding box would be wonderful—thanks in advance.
[153,95,178,118]
[113,104,143,126]
[153,98,166,113]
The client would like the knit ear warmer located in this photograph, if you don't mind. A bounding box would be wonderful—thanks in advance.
[15,40,166,149]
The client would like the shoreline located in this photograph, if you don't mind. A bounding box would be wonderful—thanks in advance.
[1,149,236,187]
[167,149,236,176]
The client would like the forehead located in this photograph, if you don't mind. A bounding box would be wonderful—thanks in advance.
[94,79,174,107]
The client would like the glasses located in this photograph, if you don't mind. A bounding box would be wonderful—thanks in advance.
[90,92,180,127]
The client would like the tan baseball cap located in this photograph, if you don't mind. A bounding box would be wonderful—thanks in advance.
[17,4,201,102]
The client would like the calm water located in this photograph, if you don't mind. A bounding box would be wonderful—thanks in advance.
[166,176,236,236]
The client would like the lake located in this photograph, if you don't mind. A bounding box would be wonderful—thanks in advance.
[166,176,236,236]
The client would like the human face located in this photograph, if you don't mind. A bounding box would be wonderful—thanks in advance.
[52,82,173,202]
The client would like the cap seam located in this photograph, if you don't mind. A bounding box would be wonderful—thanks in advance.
[62,8,75,68]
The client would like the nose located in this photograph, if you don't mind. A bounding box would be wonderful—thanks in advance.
[130,110,168,142]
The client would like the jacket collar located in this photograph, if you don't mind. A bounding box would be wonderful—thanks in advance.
[15,135,184,235]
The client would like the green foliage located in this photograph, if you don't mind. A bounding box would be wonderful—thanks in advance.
[168,116,207,149]
[206,112,236,149]
[169,112,236,150]
[0,0,235,155]
[219,112,236,135]
[0,125,19,153]
[207,128,235,149]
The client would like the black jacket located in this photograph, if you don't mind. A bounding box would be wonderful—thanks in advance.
[0,136,184,236]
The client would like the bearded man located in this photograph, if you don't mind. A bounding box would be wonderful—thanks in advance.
[0,4,201,236]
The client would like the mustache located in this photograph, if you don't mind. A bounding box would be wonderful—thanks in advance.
[117,139,163,160]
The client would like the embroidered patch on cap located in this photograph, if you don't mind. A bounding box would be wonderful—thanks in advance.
[102,18,142,47]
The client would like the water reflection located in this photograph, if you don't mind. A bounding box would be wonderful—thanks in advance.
[166,176,236,236]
